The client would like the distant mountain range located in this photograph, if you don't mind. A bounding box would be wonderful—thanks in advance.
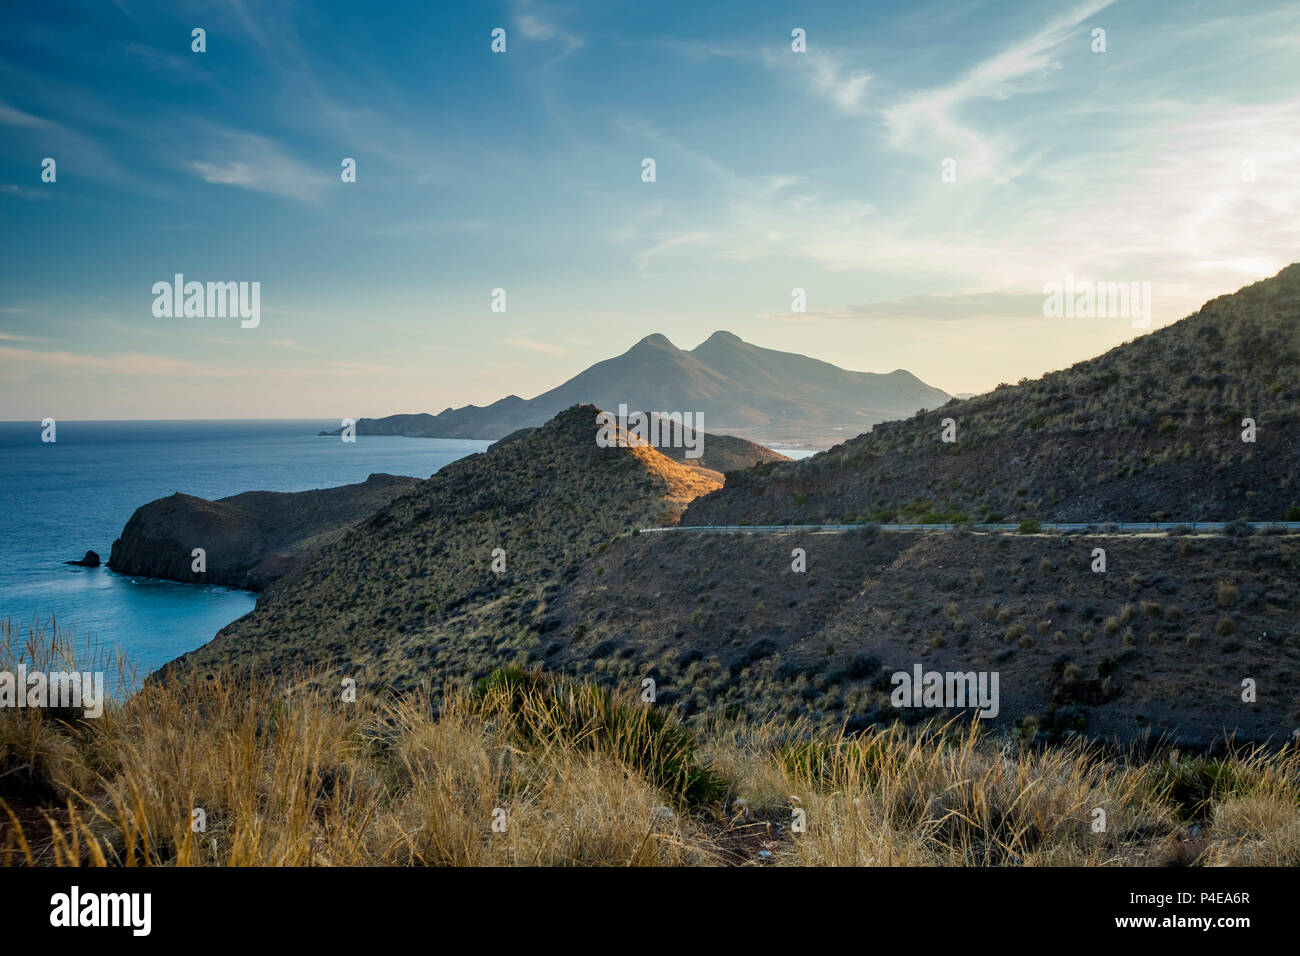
[322,330,951,450]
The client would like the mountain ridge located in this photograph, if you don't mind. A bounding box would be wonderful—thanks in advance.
[683,266,1300,526]
[322,331,951,449]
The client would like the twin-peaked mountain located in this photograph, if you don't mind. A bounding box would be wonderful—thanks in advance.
[322,330,951,449]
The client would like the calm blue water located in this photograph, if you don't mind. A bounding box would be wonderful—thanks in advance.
[0,421,487,676]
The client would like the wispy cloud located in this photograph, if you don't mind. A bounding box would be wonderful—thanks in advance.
[0,185,55,200]
[187,127,332,202]
[659,38,872,114]
[513,0,585,58]
[0,345,248,379]
[271,338,316,352]
[0,344,405,384]
[634,232,721,274]
[883,0,1117,177]
[0,98,140,189]
[762,48,872,114]
[0,101,52,129]
[766,291,1047,322]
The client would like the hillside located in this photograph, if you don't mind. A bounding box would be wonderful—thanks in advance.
[107,474,420,590]
[543,527,1300,748]
[155,269,1300,748]
[683,266,1300,526]
[322,330,950,450]
[166,405,722,684]
[160,401,1300,748]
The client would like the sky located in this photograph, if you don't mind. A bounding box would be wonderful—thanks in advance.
[2,0,1298,420]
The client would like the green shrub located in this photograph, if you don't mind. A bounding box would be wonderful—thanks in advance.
[1146,756,1261,823]
[470,667,725,804]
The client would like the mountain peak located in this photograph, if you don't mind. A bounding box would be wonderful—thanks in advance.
[700,330,744,347]
[629,333,677,351]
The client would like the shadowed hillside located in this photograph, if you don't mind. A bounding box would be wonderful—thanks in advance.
[167,405,721,686]
[683,266,1300,527]
[543,527,1300,748]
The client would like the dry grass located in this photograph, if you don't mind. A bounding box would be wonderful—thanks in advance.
[3,621,1298,867]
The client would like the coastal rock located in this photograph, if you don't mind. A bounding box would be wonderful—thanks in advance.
[65,550,101,567]
[108,473,420,591]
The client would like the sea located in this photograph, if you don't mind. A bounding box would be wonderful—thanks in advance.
[0,420,490,677]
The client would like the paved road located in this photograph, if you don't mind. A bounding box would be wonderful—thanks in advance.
[641,521,1300,534]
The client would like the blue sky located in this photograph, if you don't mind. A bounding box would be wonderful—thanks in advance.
[2,0,1298,419]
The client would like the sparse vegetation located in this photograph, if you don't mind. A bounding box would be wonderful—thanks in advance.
[683,267,1300,528]
[6,624,1300,868]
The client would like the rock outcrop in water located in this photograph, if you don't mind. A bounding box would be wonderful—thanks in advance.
[108,473,420,590]
[65,550,100,567]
